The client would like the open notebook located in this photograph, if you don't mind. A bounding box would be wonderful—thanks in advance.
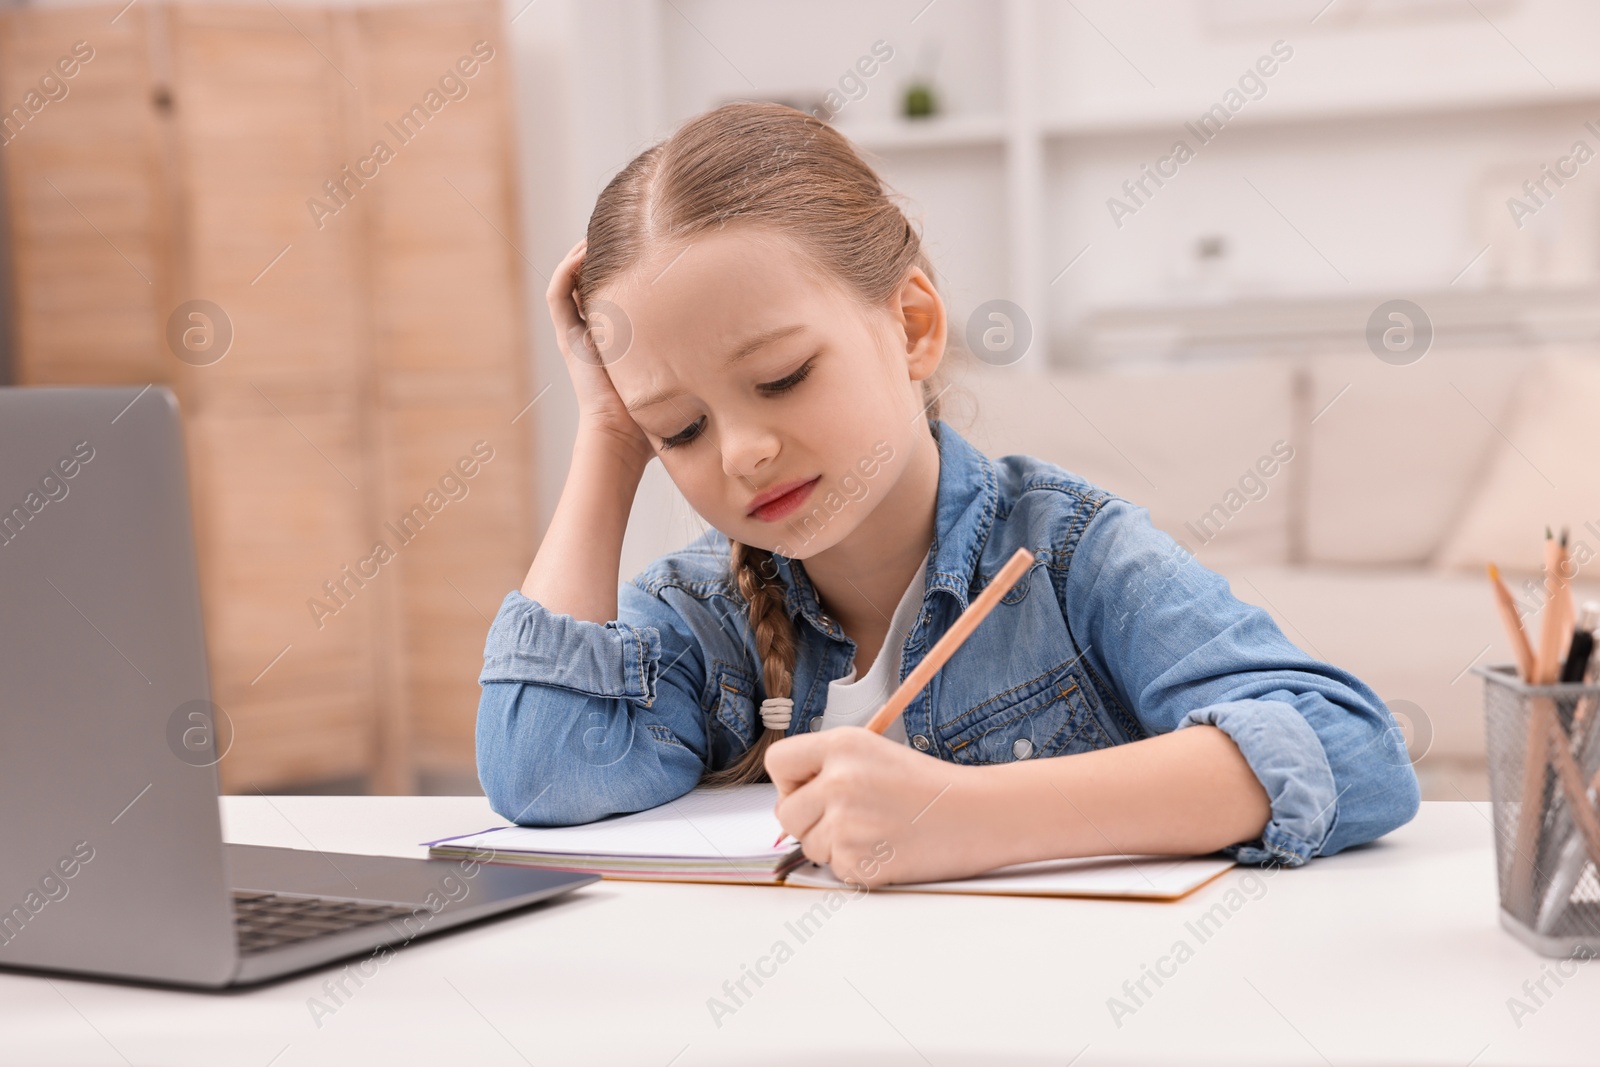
[425,783,1236,900]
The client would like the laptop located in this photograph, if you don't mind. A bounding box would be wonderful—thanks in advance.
[0,386,597,988]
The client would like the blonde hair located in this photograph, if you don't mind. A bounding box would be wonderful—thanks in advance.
[575,102,947,786]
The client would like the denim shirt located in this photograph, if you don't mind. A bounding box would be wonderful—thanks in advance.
[477,420,1420,867]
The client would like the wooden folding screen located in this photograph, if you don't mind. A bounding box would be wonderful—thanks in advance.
[0,0,536,793]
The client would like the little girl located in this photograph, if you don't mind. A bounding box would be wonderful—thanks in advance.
[477,101,1419,888]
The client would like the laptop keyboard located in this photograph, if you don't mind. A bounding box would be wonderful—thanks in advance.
[232,891,420,956]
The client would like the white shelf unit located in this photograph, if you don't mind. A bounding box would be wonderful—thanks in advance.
[644,0,1600,368]
[833,0,1049,371]
[842,113,1007,151]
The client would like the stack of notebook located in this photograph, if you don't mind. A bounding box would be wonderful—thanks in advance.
[427,783,806,884]
[425,784,1236,900]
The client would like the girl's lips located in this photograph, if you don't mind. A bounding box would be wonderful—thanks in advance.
[748,476,821,522]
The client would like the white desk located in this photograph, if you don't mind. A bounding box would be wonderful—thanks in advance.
[2,799,1594,1066]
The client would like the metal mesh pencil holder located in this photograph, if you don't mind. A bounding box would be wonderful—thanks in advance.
[1475,663,1600,957]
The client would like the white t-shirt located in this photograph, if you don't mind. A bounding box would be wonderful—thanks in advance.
[814,549,930,745]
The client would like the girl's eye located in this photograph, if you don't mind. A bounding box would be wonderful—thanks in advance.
[657,358,813,451]
[659,416,705,450]
[759,358,814,394]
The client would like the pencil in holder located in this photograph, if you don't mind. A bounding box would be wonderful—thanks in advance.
[1475,663,1600,957]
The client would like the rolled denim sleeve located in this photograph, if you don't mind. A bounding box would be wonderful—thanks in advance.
[479,592,663,702]
[1171,698,1340,865]
[474,584,714,827]
[1065,496,1421,867]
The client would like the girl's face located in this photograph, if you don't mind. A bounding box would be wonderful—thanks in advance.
[596,227,945,559]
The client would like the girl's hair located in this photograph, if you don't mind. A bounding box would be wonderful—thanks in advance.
[575,101,948,787]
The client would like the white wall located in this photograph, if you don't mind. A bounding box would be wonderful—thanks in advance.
[24,0,1598,573]
[506,0,713,579]
[514,0,1600,571]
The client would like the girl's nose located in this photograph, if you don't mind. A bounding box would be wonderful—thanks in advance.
[720,419,780,482]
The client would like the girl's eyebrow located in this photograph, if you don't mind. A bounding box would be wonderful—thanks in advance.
[624,324,808,413]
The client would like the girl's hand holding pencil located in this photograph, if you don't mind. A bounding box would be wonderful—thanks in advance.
[763,547,1036,888]
[766,728,988,888]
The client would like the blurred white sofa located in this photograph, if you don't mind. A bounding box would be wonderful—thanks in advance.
[951,345,1600,801]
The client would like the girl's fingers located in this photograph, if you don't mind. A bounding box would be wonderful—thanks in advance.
[764,732,829,797]
[545,238,585,306]
[773,773,829,846]
[795,811,832,869]
[546,240,587,326]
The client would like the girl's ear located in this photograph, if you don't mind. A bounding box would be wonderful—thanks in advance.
[891,267,946,383]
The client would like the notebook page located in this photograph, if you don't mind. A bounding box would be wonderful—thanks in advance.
[426,782,789,861]
[782,853,1235,900]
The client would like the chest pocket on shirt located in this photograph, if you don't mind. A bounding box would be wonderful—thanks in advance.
[937,656,1112,765]
[707,662,758,749]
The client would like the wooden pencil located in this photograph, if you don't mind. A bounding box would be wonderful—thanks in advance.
[1558,529,1576,663]
[863,545,1036,736]
[770,545,1036,848]
[1487,562,1536,683]
[1508,531,1572,917]
[1537,530,1567,686]
[1548,721,1600,871]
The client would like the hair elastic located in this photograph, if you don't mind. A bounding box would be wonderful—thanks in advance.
[759,697,794,731]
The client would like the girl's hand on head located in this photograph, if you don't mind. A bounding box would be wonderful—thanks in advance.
[547,237,654,469]
[765,727,993,888]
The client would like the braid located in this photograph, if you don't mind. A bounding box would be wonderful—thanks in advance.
[701,541,798,787]
[698,414,943,786]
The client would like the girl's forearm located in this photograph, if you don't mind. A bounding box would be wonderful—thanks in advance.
[519,432,649,624]
[963,725,1272,870]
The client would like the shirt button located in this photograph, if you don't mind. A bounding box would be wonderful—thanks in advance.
[911,734,930,751]
[1012,737,1034,759]
[809,716,823,732]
